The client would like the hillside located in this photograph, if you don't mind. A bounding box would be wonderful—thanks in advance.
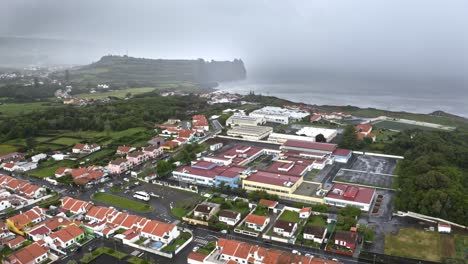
[61,55,246,88]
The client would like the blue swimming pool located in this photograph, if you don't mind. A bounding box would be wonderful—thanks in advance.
[151,241,163,248]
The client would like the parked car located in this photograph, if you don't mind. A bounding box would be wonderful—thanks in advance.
[192,246,199,252]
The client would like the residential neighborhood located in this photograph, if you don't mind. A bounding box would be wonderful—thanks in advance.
[0,102,465,264]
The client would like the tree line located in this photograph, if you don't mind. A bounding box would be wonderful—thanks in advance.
[386,129,468,225]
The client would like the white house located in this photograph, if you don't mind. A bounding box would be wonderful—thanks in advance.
[218,210,241,226]
[299,207,312,219]
[273,220,297,238]
[140,221,180,244]
[303,226,327,244]
[31,153,47,163]
[244,214,269,232]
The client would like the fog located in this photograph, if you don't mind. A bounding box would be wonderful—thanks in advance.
[1,0,468,82]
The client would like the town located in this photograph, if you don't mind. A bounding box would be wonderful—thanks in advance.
[0,95,465,264]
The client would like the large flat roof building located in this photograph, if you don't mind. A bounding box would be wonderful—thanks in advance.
[280,140,337,157]
[296,127,338,142]
[226,115,266,127]
[268,132,316,144]
[249,106,310,124]
[227,125,273,140]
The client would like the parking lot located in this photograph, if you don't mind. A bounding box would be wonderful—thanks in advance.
[332,154,398,189]
[350,154,397,175]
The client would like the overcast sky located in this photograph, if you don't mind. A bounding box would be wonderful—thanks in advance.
[1,0,468,80]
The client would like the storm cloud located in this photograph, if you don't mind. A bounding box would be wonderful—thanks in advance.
[1,0,468,80]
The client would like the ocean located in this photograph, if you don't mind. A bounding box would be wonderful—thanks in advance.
[217,74,468,118]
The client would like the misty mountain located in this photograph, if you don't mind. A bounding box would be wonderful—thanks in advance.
[61,55,246,88]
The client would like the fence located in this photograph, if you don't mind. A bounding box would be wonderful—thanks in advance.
[352,151,404,160]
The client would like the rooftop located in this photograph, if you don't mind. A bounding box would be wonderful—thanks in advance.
[326,183,376,204]
[282,140,337,152]
[245,170,301,187]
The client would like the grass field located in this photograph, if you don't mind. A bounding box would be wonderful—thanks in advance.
[50,137,80,146]
[92,193,153,213]
[76,87,155,99]
[80,247,128,263]
[453,234,468,261]
[307,216,327,227]
[28,159,77,178]
[385,228,468,261]
[35,136,54,143]
[385,228,442,262]
[63,127,147,142]
[374,120,441,131]
[0,101,60,117]
[0,144,19,155]
[279,210,300,223]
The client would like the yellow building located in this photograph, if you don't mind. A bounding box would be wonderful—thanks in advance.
[242,170,324,204]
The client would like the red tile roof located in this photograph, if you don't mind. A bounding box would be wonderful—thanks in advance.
[326,183,376,204]
[355,124,372,134]
[4,241,48,264]
[282,140,337,152]
[332,148,352,157]
[245,170,301,187]
[259,199,278,208]
[245,214,269,226]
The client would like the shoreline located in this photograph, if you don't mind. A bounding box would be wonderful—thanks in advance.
[213,80,468,118]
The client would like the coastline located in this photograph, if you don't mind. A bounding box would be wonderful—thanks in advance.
[216,79,468,118]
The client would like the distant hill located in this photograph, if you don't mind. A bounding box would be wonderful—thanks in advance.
[60,55,247,88]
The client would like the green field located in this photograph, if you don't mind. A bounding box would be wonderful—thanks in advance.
[50,137,80,146]
[279,210,300,222]
[374,120,442,131]
[62,127,147,142]
[0,144,19,155]
[92,193,153,213]
[385,229,468,262]
[0,101,59,117]
[35,136,54,143]
[307,216,327,227]
[76,87,155,99]
[28,159,77,178]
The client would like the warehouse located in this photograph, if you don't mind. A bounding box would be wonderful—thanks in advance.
[295,127,338,142]
[226,115,266,127]
[227,125,273,140]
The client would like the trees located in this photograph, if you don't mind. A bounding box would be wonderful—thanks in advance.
[388,129,468,225]
[315,134,326,143]
[156,160,173,177]
[339,125,360,149]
